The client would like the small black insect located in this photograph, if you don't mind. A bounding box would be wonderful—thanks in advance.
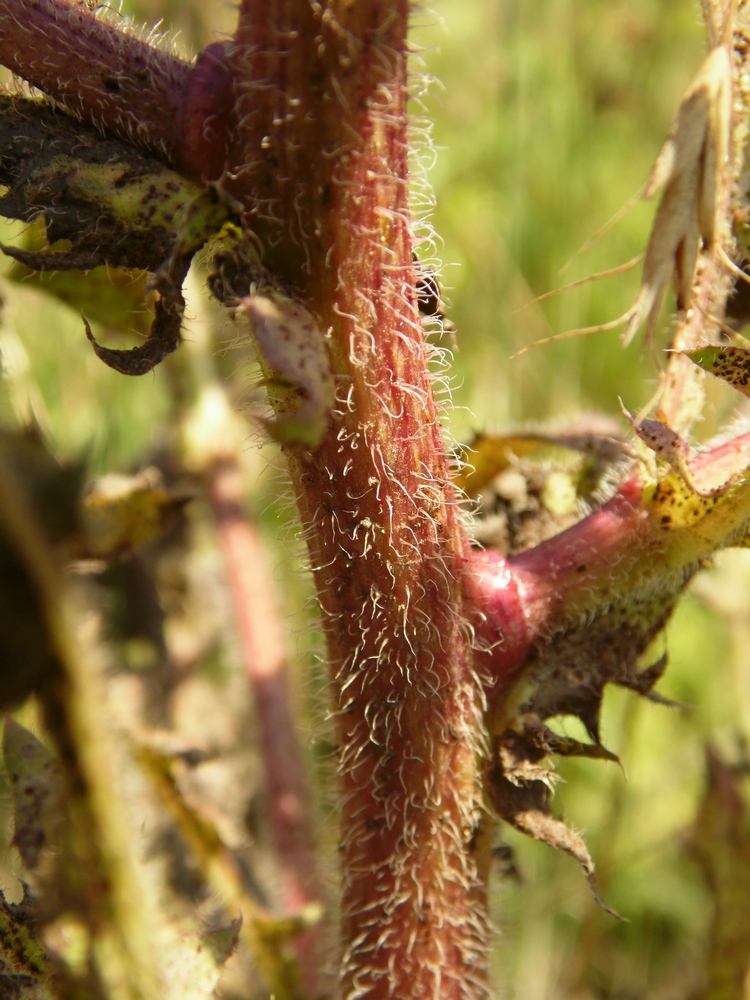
[413,253,445,319]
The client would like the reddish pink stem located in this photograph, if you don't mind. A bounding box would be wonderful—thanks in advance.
[691,430,750,479]
[469,549,534,693]
[463,478,649,697]
[207,459,322,995]
[0,0,232,179]
[508,477,646,633]
[220,4,495,995]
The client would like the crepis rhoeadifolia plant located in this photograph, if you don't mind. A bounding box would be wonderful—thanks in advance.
[1,0,750,998]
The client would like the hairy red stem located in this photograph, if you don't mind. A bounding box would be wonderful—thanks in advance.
[0,0,231,178]
[692,431,750,479]
[469,549,534,694]
[509,477,647,633]
[223,2,492,996]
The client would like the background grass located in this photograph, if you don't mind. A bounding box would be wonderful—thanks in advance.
[1,2,749,998]
[417,3,750,997]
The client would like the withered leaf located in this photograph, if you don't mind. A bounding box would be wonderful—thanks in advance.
[83,291,183,377]
[82,247,192,376]
[515,601,676,746]
[537,729,621,766]
[456,429,626,500]
[623,45,731,346]
[489,730,623,919]
[5,225,155,336]
[0,96,184,271]
[0,885,49,998]
[0,95,231,375]
[78,467,190,559]
[485,581,684,916]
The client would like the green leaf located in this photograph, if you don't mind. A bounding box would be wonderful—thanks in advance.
[3,718,65,874]
[684,345,750,396]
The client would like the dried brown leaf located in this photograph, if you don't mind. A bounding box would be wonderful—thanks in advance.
[488,732,623,919]
[623,46,732,346]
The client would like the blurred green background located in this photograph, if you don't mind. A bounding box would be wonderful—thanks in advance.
[1,1,749,998]
[419,4,750,998]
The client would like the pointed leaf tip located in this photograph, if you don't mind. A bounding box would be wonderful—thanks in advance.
[684,345,750,397]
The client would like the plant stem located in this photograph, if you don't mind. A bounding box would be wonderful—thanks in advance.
[207,458,323,996]
[0,444,160,1000]
[0,0,238,179]
[222,3,492,996]
[0,0,191,162]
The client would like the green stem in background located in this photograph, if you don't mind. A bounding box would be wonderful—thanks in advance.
[0,443,161,1000]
